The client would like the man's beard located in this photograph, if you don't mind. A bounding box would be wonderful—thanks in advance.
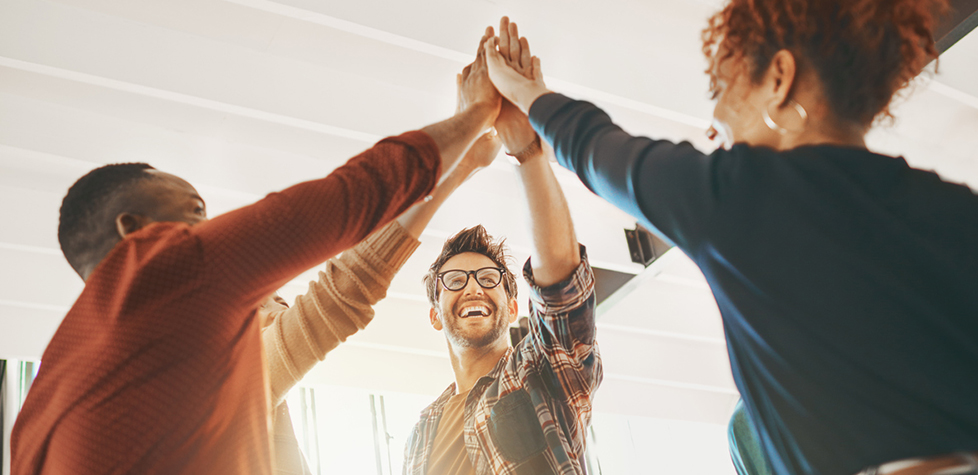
[443,297,510,348]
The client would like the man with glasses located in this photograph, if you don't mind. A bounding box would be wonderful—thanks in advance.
[403,24,601,475]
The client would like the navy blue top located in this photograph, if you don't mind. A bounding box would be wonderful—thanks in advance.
[529,92,978,475]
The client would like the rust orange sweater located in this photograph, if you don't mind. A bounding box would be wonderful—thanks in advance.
[11,131,440,475]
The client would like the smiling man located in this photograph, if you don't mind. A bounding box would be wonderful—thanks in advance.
[406,186,600,475]
[402,20,601,475]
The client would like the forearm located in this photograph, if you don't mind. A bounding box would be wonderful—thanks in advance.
[396,158,479,239]
[516,147,580,287]
[527,92,649,208]
[421,104,495,183]
[512,84,551,115]
[198,132,438,305]
[529,93,714,248]
[263,222,419,405]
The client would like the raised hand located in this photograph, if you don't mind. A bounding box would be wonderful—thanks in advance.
[461,130,503,173]
[497,16,533,80]
[489,17,544,163]
[484,17,550,114]
[458,27,502,121]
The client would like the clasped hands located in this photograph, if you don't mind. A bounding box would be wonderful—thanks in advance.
[456,17,551,166]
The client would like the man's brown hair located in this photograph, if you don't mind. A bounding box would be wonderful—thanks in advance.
[424,225,518,307]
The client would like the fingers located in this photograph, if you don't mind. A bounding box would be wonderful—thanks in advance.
[498,16,511,61]
[484,40,509,77]
[483,40,499,64]
[531,56,543,82]
[519,38,532,73]
[484,40,511,75]
[478,26,492,59]
[508,21,520,63]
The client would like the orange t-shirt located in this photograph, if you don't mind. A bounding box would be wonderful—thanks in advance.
[11,131,440,474]
[426,390,476,475]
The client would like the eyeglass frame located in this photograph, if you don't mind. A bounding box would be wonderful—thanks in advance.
[436,266,507,293]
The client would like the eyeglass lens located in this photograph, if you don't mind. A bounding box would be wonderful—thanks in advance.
[440,267,503,291]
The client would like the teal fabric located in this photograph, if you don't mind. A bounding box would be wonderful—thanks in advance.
[729,399,774,475]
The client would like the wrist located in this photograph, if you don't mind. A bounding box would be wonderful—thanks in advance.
[497,126,536,155]
[516,87,550,114]
[505,134,542,165]
[451,158,479,176]
[463,101,499,128]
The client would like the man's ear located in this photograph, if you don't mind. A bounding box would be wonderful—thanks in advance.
[115,213,148,239]
[507,298,518,324]
[765,49,797,106]
[429,307,443,331]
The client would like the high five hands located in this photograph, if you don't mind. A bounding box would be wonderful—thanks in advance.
[454,17,550,166]
[457,28,502,122]
[490,17,542,163]
[483,17,552,115]
[456,29,503,173]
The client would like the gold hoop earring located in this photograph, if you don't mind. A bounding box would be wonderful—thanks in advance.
[763,99,808,135]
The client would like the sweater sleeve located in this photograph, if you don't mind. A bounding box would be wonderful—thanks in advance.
[528,93,719,250]
[262,221,420,405]
[195,131,439,308]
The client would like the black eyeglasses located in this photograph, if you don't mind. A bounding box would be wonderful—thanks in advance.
[437,267,506,292]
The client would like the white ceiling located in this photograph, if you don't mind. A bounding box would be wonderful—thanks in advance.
[1,0,976,427]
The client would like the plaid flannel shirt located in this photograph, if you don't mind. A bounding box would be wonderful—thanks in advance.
[403,246,601,475]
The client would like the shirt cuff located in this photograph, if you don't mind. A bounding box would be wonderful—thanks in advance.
[360,221,420,271]
[528,92,575,138]
[522,245,595,314]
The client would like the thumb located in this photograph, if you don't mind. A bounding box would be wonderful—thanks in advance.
[484,41,502,69]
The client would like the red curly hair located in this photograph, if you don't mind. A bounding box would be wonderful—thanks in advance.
[702,0,949,126]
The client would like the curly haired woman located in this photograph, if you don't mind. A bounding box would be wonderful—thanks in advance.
[482,4,978,474]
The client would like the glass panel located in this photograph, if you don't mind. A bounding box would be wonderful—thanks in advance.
[587,412,735,474]
[19,360,38,409]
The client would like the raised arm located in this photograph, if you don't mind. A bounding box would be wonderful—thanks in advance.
[262,132,501,405]
[485,17,713,250]
[193,36,502,310]
[492,20,598,407]
[422,29,501,184]
[490,18,579,284]
[514,145,580,285]
[398,131,501,237]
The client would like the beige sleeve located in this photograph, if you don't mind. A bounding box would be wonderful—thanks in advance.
[262,221,420,406]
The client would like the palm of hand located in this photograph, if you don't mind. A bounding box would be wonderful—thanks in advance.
[463,132,502,170]
[495,99,535,153]
[458,29,502,116]
[492,18,538,154]
[484,17,546,115]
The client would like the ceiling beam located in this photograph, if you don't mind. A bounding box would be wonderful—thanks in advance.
[936,0,978,53]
